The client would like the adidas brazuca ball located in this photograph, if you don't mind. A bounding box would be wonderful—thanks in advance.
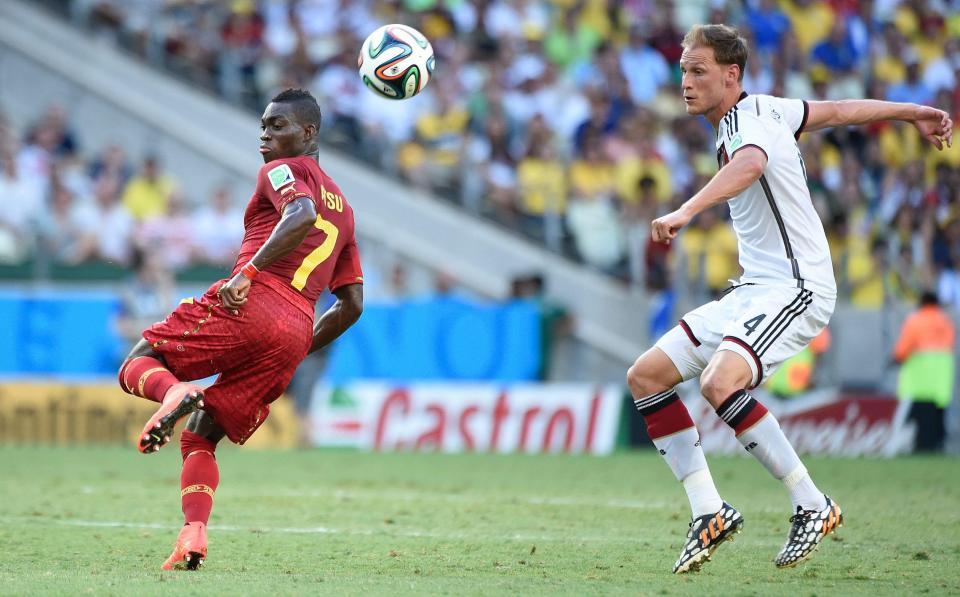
[358,24,435,100]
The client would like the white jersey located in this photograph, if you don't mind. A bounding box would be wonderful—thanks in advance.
[715,93,836,298]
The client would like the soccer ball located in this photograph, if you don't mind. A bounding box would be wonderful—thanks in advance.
[358,24,435,100]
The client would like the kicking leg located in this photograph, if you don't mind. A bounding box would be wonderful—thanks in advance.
[120,341,206,454]
[118,340,179,403]
[162,410,225,571]
[701,349,842,568]
[627,343,742,573]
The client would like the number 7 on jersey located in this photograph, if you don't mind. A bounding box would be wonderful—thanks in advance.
[291,214,339,291]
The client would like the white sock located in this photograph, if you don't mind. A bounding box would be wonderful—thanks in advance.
[737,413,827,512]
[782,465,828,512]
[681,468,725,518]
[653,427,723,517]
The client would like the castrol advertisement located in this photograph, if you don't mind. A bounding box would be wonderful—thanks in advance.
[309,383,623,455]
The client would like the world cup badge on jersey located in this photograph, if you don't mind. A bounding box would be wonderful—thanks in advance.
[268,164,295,190]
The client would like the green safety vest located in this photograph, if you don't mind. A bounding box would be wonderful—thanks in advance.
[897,351,955,408]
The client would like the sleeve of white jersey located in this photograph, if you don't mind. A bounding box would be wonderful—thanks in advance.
[726,104,775,160]
[773,96,809,139]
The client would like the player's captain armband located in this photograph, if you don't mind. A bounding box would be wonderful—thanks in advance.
[267,164,295,190]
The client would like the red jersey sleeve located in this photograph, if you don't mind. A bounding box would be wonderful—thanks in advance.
[329,236,364,291]
[258,160,313,212]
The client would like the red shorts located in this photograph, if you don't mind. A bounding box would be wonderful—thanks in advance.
[143,280,313,444]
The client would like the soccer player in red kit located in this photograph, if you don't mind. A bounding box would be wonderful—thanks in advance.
[116,89,364,570]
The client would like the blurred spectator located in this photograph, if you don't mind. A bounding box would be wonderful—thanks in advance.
[122,155,176,221]
[566,134,623,272]
[0,143,44,263]
[192,184,245,266]
[782,0,835,54]
[745,0,791,53]
[312,47,365,149]
[619,25,670,105]
[679,205,739,299]
[134,191,195,270]
[516,141,566,248]
[886,54,934,105]
[114,248,176,344]
[37,184,90,265]
[398,81,470,192]
[74,175,134,265]
[544,5,601,69]
[624,175,660,287]
[218,1,265,108]
[26,103,78,159]
[846,237,889,308]
[88,144,133,188]
[893,291,955,452]
[811,19,860,74]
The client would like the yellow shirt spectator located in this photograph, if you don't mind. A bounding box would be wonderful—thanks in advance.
[122,157,175,221]
[569,157,616,199]
[615,157,672,205]
[846,239,885,308]
[926,126,960,171]
[873,55,906,83]
[878,123,922,169]
[681,216,740,293]
[517,155,567,216]
[414,105,470,167]
[780,0,835,54]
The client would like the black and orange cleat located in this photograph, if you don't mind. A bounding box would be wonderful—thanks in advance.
[138,383,204,454]
[775,495,843,568]
[673,502,744,573]
[161,521,208,571]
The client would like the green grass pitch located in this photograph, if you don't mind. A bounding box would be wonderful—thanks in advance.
[2,446,958,595]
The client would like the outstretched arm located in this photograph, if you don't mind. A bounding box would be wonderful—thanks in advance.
[309,283,363,354]
[219,197,318,309]
[651,146,767,244]
[805,100,953,150]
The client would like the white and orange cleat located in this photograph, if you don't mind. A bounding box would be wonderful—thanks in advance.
[161,521,208,571]
[775,495,843,568]
[138,382,204,454]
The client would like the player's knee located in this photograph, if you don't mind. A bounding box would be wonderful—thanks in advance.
[181,430,218,461]
[117,359,131,392]
[699,367,744,408]
[627,360,668,397]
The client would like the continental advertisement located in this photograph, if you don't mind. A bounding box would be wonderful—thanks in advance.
[0,382,300,448]
[309,383,623,454]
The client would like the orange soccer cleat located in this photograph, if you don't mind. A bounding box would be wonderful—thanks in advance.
[161,521,208,571]
[138,382,205,453]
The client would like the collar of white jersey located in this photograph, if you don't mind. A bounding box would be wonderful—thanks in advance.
[716,91,750,141]
[720,91,749,121]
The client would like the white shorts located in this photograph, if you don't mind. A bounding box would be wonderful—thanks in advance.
[654,284,835,388]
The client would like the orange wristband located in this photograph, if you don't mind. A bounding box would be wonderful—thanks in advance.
[241,262,259,279]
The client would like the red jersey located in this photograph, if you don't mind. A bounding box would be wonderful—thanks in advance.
[233,156,363,316]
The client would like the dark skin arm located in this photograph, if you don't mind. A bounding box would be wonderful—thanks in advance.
[218,196,317,310]
[309,283,363,354]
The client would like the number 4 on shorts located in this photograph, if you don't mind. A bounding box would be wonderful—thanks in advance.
[743,314,766,336]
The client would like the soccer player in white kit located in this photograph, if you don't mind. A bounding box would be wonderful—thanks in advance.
[628,24,954,573]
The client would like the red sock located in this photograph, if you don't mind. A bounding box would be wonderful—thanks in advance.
[179,431,220,525]
[118,356,178,403]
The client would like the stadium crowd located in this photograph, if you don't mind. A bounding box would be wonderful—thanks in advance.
[6,0,960,311]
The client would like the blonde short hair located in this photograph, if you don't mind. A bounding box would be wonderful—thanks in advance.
[683,24,748,81]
